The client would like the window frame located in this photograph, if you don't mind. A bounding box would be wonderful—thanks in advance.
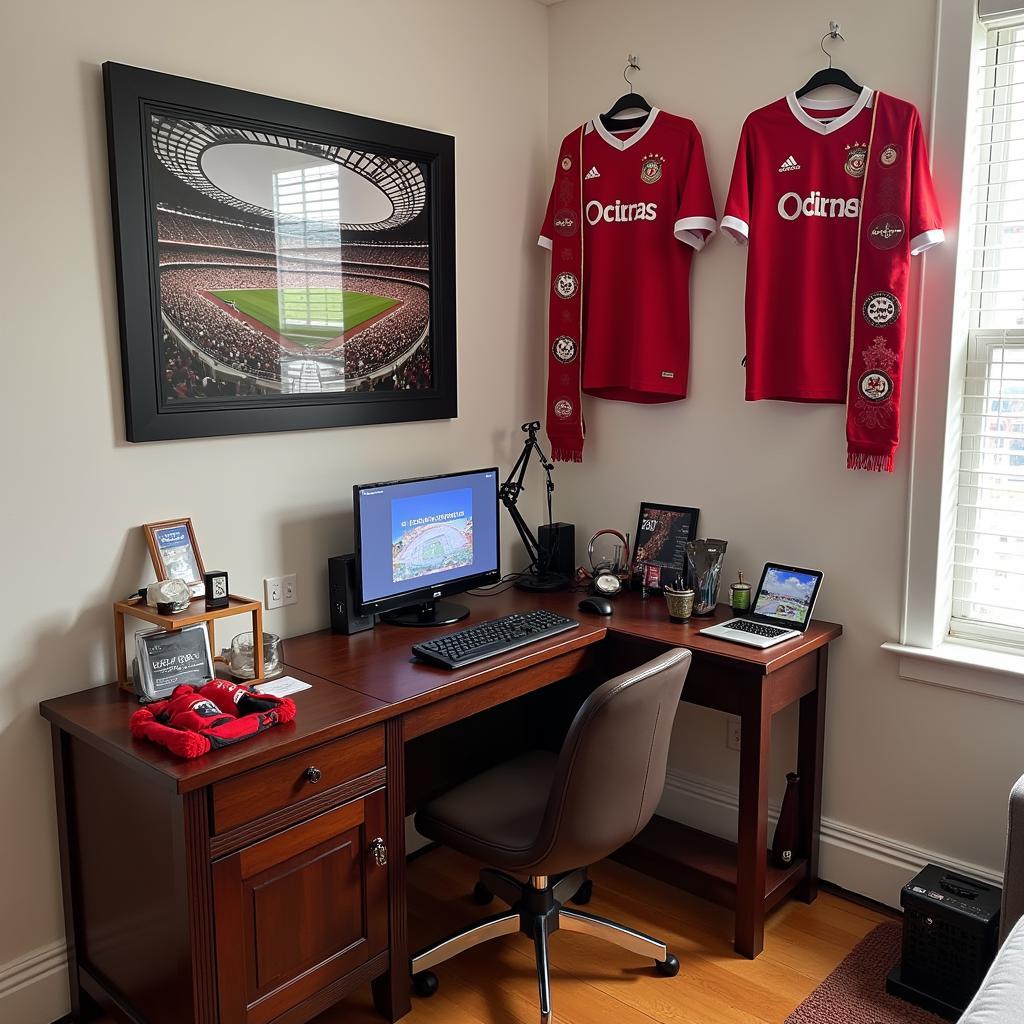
[891,0,1024,697]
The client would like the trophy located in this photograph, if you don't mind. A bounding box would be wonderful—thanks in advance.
[685,539,728,616]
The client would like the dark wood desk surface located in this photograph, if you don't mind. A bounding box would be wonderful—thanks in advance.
[39,589,839,796]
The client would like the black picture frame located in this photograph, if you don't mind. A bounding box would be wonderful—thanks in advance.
[630,501,700,592]
[104,62,457,442]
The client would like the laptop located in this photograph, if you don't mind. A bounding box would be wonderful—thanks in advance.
[699,563,823,649]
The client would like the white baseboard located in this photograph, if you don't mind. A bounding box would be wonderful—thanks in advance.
[0,938,69,1024]
[659,767,1002,908]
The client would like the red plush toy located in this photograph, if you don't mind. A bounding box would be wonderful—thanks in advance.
[130,678,297,759]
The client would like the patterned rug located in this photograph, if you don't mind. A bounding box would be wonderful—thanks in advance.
[785,922,948,1024]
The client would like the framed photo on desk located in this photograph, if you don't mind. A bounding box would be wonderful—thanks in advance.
[630,501,699,592]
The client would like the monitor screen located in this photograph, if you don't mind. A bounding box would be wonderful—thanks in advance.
[753,567,819,625]
[355,469,499,608]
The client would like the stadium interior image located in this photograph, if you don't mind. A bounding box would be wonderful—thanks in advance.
[151,117,433,401]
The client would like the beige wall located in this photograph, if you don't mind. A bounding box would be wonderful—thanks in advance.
[546,0,1024,899]
[0,1,548,1018]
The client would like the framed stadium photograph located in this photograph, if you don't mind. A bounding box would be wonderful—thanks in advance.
[104,63,456,441]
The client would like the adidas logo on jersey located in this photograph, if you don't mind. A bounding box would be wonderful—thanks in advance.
[585,166,601,179]
[778,155,801,172]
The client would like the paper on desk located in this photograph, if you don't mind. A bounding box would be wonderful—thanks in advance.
[254,675,312,697]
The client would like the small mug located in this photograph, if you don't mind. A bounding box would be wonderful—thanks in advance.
[663,587,695,623]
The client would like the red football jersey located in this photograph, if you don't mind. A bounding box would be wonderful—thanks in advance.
[722,90,943,402]
[539,109,716,402]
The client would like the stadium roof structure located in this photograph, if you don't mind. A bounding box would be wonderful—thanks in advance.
[150,116,427,230]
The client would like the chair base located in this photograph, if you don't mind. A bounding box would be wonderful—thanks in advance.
[411,869,679,1023]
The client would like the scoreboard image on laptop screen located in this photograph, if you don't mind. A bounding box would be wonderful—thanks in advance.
[752,567,819,625]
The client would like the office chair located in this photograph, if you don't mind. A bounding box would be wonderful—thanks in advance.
[410,648,692,1023]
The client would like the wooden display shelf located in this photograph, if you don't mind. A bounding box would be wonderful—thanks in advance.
[114,593,263,692]
[612,815,808,913]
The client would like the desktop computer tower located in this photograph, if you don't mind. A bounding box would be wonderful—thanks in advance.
[538,522,575,580]
[328,554,375,635]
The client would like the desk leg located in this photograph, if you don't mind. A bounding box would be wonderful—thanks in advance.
[795,646,828,904]
[735,690,770,959]
[372,717,412,1022]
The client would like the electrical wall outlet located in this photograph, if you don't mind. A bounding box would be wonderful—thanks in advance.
[264,574,298,610]
[726,716,741,751]
[264,576,284,610]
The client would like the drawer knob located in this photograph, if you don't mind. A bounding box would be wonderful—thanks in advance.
[304,766,322,784]
[370,837,388,867]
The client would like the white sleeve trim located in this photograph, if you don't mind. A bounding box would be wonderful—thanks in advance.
[910,228,945,255]
[674,216,717,251]
[721,215,749,246]
[538,234,553,250]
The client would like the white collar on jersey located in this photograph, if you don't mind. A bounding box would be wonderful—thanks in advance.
[785,87,874,136]
[591,107,660,151]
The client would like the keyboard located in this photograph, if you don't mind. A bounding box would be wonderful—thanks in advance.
[412,610,580,669]
[724,619,790,638]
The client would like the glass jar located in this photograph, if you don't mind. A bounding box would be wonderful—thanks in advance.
[227,631,282,680]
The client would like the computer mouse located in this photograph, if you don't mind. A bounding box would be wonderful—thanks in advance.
[578,595,614,616]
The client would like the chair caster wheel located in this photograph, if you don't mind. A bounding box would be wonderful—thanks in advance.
[570,879,593,906]
[656,953,680,977]
[413,970,439,997]
[472,881,494,905]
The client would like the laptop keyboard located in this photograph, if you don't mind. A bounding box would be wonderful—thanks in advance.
[727,619,790,638]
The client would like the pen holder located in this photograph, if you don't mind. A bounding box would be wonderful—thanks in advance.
[663,587,695,623]
[685,539,728,616]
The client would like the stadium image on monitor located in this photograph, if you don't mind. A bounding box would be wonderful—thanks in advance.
[391,489,473,584]
[753,568,818,625]
[150,115,432,402]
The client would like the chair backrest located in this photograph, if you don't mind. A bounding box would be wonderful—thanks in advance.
[532,648,691,876]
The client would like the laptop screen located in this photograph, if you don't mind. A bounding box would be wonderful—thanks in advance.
[752,566,821,626]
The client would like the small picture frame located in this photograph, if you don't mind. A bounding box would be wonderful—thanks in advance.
[144,518,206,598]
[134,623,213,702]
[630,501,700,593]
[204,570,230,610]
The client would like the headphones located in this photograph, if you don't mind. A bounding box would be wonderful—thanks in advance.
[584,529,631,597]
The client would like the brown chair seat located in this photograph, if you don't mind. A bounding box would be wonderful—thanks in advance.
[416,750,558,871]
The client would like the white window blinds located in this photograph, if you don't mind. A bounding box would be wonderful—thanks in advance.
[952,19,1024,645]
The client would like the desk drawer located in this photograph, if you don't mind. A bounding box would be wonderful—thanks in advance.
[212,725,384,834]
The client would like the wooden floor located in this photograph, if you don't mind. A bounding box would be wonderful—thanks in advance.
[315,847,889,1024]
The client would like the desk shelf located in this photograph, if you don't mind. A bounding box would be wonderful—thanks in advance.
[612,815,808,913]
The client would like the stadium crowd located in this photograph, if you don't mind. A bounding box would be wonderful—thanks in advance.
[159,265,429,384]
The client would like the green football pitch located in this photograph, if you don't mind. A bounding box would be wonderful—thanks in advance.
[211,288,399,345]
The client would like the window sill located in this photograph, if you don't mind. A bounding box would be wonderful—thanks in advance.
[882,640,1024,703]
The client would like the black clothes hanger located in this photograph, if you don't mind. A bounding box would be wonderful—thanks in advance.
[795,24,862,99]
[600,56,652,131]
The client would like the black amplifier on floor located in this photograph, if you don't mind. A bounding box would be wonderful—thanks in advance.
[886,863,1001,1020]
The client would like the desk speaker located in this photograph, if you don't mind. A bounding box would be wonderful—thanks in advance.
[538,522,575,580]
[328,554,374,635]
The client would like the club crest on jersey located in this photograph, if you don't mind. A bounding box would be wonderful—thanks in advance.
[879,144,901,167]
[858,369,893,403]
[553,209,578,237]
[844,142,868,178]
[868,214,905,250]
[561,155,572,172]
[553,398,574,420]
[554,272,579,300]
[862,291,901,328]
[640,153,665,185]
[552,336,578,363]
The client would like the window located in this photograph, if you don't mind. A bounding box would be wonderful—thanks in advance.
[952,18,1024,648]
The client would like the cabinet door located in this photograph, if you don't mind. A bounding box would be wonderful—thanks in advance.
[213,788,388,1024]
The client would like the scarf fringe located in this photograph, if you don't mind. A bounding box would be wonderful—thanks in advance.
[847,450,894,473]
[552,446,583,463]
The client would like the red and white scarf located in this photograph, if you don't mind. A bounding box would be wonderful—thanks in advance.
[846,93,917,472]
[545,126,586,462]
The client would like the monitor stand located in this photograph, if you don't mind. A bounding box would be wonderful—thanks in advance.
[381,599,470,627]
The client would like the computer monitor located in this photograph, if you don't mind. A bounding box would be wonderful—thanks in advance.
[354,468,500,626]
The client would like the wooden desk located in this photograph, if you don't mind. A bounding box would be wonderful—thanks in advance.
[41,589,839,1024]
